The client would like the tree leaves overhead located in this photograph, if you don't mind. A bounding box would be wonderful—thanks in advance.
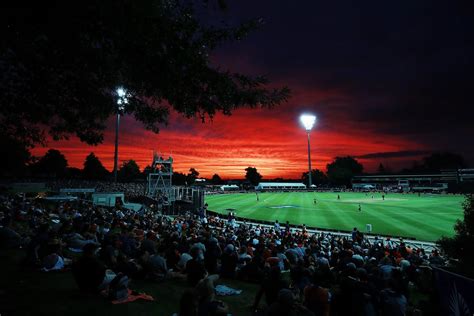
[0,134,31,177]
[0,0,290,147]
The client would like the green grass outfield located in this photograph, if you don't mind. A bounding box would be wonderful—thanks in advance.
[205,192,465,241]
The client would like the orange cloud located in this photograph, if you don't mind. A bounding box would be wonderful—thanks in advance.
[31,85,427,179]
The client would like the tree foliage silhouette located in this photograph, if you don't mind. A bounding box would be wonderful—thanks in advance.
[186,168,200,185]
[326,156,363,186]
[0,134,31,177]
[118,160,141,182]
[173,172,187,186]
[211,173,223,185]
[31,149,68,177]
[302,169,328,187]
[0,0,290,148]
[245,167,262,186]
[83,152,109,180]
[438,195,474,278]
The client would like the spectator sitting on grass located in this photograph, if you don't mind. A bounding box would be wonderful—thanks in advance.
[253,266,288,310]
[266,289,314,316]
[186,246,208,286]
[220,244,238,278]
[146,245,169,281]
[205,237,221,275]
[195,274,229,316]
[0,216,22,249]
[238,245,252,267]
[141,231,158,255]
[72,243,108,293]
[173,290,198,316]
[25,223,50,265]
[303,270,330,316]
[379,278,408,316]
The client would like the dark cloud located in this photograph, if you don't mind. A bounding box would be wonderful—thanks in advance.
[356,150,431,159]
[208,0,474,165]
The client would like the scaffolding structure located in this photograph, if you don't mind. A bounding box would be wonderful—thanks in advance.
[146,151,205,213]
[147,152,174,202]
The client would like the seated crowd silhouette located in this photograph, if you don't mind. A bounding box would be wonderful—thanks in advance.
[0,192,445,315]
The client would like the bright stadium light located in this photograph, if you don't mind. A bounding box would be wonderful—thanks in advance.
[300,114,317,189]
[116,87,126,97]
[300,114,316,131]
[113,86,129,182]
[116,87,128,112]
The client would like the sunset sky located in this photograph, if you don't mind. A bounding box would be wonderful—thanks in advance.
[32,1,474,179]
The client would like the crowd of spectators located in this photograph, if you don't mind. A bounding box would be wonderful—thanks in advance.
[47,180,146,199]
[0,192,446,315]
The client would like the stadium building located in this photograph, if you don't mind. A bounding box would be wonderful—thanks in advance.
[352,169,474,192]
[220,184,240,191]
[255,182,306,191]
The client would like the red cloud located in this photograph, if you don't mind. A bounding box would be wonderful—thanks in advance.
[31,85,426,178]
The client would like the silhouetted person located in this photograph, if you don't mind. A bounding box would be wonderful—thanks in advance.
[72,243,106,293]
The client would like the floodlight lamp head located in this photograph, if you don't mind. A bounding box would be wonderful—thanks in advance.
[116,86,129,111]
[300,114,316,131]
[116,87,126,97]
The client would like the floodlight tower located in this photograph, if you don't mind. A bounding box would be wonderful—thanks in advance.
[113,87,128,182]
[300,114,317,189]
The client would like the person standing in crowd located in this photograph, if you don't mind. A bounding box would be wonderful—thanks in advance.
[274,220,280,232]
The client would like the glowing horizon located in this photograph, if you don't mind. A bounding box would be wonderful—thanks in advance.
[31,101,428,179]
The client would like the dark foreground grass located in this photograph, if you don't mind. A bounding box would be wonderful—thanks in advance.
[0,250,258,316]
[206,192,464,241]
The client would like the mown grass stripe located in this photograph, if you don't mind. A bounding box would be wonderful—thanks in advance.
[205,192,464,241]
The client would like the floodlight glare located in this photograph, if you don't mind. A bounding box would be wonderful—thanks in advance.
[300,114,316,131]
[116,87,126,97]
[116,86,129,111]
